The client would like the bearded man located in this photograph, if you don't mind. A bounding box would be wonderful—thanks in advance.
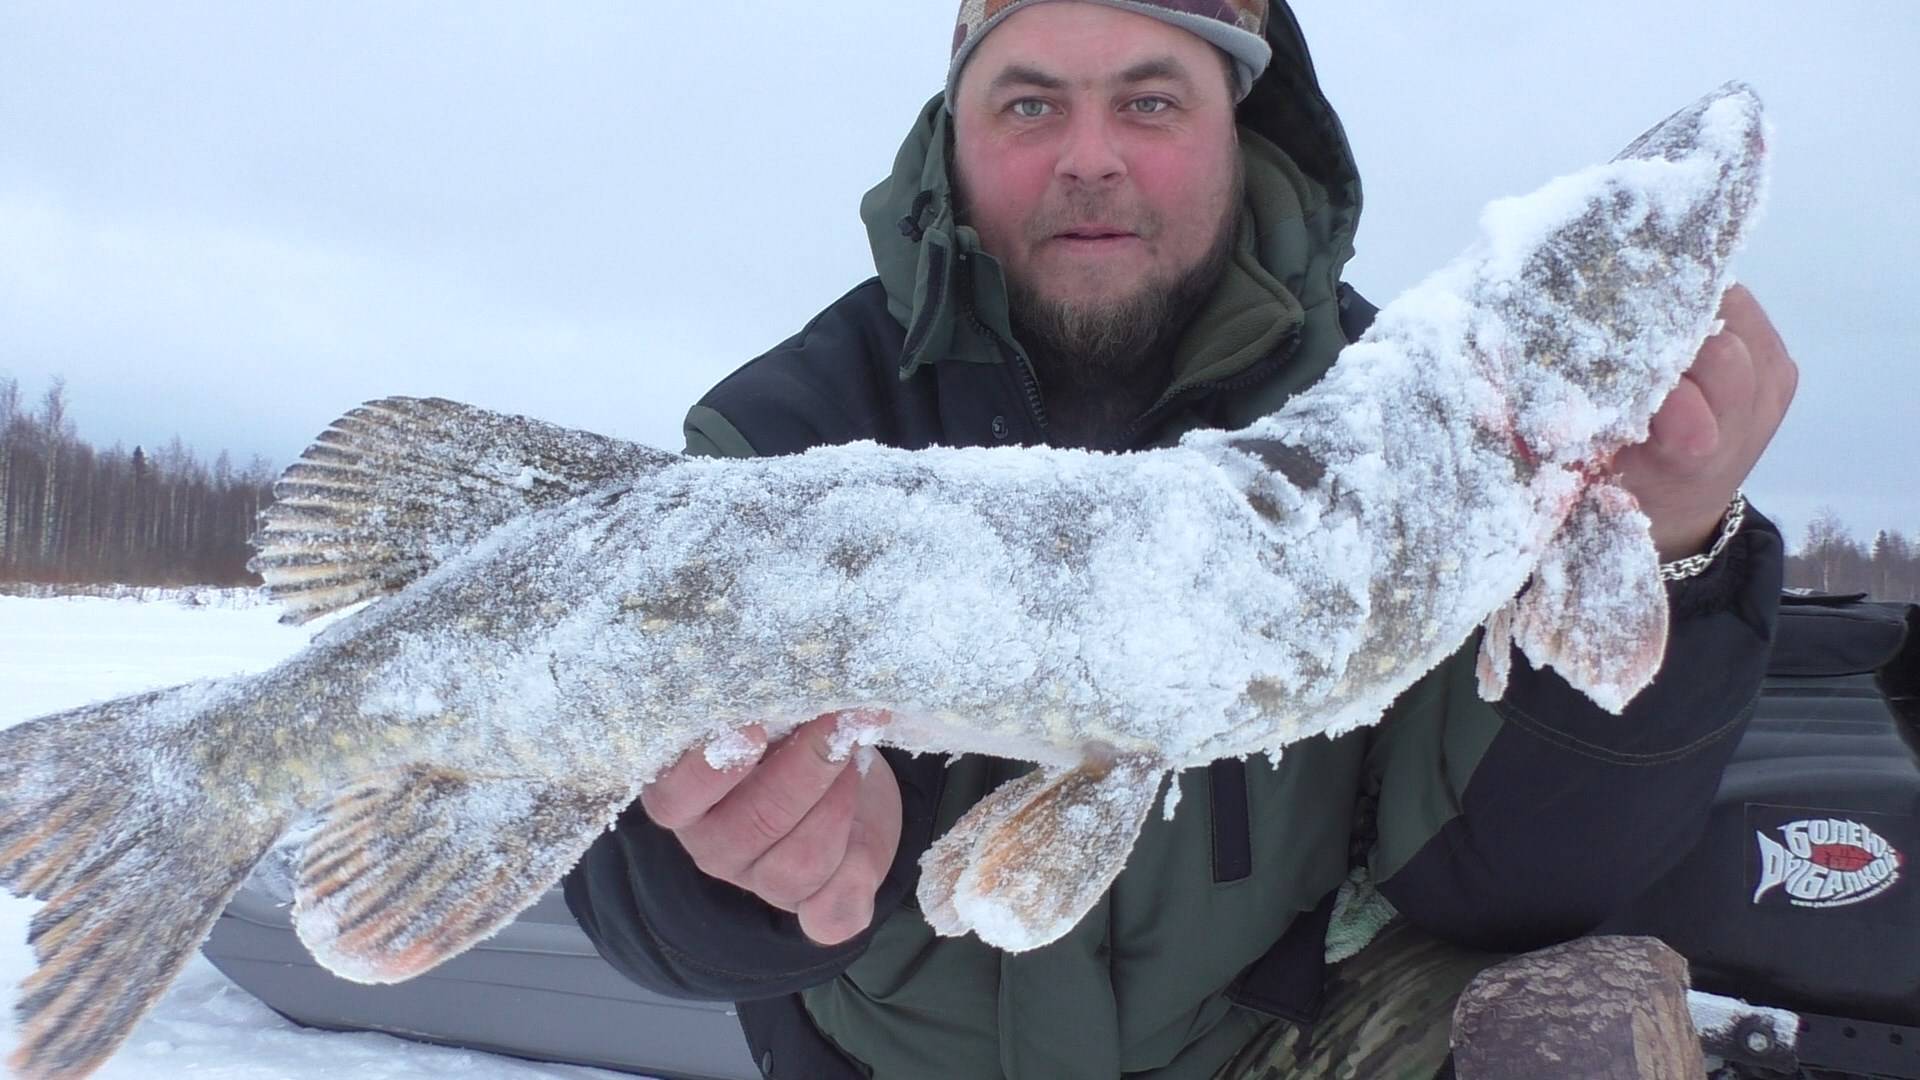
[566,3,1797,1077]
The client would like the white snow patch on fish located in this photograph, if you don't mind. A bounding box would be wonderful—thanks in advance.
[0,83,1767,1080]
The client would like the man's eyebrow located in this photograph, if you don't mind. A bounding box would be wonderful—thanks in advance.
[1115,57,1195,86]
[987,64,1067,94]
[983,56,1196,97]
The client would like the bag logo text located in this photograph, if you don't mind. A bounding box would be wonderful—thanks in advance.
[1753,817,1902,908]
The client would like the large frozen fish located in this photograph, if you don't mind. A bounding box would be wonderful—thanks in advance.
[1,83,1766,1079]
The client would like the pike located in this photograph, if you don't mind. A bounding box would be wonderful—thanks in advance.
[0,83,1767,1079]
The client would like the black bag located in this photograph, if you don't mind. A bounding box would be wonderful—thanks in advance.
[1608,593,1920,1075]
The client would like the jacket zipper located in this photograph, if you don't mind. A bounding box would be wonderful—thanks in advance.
[963,299,1049,433]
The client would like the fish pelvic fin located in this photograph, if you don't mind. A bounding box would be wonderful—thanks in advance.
[1,688,286,1080]
[252,396,679,624]
[1510,481,1669,713]
[918,750,1166,953]
[291,767,632,984]
[916,767,1053,939]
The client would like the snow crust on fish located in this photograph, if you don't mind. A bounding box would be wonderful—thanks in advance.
[0,84,1766,1079]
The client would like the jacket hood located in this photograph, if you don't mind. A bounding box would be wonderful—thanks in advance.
[859,0,1363,387]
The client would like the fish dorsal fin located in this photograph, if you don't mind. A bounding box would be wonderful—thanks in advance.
[1507,481,1669,712]
[291,767,633,984]
[919,750,1166,952]
[251,396,678,623]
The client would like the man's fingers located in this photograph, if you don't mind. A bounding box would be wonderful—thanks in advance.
[797,851,882,947]
[1721,284,1798,447]
[1682,329,1757,429]
[1720,284,1783,361]
[795,817,888,945]
[675,714,856,880]
[645,711,898,923]
[640,724,769,830]
[746,761,863,906]
[1616,284,1796,560]
[796,752,906,944]
[1642,374,1719,463]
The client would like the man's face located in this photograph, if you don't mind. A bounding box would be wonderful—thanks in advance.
[951,2,1241,348]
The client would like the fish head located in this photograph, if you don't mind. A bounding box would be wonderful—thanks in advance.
[1475,81,1770,467]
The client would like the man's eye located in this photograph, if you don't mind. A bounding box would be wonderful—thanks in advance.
[1128,97,1173,114]
[1011,99,1052,119]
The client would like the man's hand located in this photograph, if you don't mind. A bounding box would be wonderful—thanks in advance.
[641,713,903,947]
[1614,284,1798,561]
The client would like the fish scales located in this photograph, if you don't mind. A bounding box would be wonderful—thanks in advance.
[0,83,1766,1080]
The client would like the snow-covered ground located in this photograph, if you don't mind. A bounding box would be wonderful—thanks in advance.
[0,593,633,1079]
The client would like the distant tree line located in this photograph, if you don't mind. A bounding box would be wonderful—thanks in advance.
[0,376,275,586]
[1784,509,1920,601]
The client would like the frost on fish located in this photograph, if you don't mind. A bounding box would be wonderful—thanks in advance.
[0,83,1766,1080]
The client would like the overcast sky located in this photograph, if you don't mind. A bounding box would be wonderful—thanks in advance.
[2,3,1915,546]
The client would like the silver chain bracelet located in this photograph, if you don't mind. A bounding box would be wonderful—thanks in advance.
[1659,491,1748,582]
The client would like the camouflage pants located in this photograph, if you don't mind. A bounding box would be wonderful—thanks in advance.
[1214,919,1507,1080]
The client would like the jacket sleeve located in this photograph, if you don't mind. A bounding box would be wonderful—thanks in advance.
[1369,508,1785,951]
[562,746,943,1001]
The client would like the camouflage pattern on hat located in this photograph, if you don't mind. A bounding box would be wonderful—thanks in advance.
[948,0,1272,108]
[954,0,1266,50]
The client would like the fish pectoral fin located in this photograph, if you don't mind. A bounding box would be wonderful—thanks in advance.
[291,767,633,984]
[917,750,1167,953]
[252,396,678,624]
[1511,481,1669,713]
[1476,596,1519,702]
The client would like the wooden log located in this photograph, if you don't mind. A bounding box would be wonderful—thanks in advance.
[1451,935,1701,1080]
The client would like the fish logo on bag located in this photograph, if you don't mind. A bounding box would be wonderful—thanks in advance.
[1752,816,1904,909]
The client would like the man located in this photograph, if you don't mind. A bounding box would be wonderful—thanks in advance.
[565,2,1796,1077]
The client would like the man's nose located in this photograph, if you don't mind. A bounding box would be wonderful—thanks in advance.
[1054,112,1126,185]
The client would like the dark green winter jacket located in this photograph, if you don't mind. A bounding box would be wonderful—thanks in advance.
[565,8,1784,1079]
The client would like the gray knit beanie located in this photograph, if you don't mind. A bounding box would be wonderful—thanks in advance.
[948,0,1272,110]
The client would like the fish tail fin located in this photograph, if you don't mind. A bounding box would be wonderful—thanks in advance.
[1,688,285,1079]
[252,396,679,624]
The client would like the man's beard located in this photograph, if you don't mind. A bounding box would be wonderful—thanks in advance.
[1003,162,1243,384]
